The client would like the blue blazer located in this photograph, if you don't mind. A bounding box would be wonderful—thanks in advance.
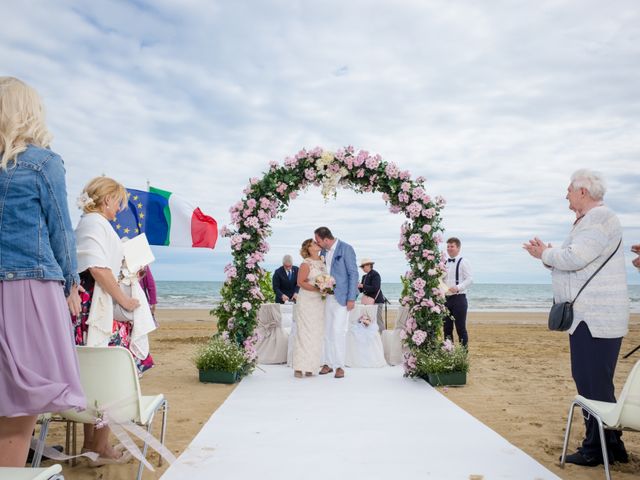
[325,240,359,307]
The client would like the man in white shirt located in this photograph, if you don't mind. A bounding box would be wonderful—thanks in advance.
[443,237,473,347]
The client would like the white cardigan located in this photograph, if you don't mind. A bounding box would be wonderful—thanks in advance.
[75,213,156,358]
[541,205,629,338]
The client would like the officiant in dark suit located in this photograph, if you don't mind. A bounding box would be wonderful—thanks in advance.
[272,254,299,304]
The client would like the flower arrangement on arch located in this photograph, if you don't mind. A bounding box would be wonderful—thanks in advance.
[193,333,253,375]
[415,339,469,377]
[214,146,452,379]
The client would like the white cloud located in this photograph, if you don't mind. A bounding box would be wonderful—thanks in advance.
[2,0,639,283]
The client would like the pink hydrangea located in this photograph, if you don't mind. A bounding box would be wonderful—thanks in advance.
[406,201,423,218]
[242,302,252,311]
[442,339,454,352]
[412,329,427,346]
[422,224,432,233]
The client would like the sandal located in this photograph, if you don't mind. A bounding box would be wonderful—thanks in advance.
[88,450,132,467]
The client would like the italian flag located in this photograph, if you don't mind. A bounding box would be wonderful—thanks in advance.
[148,186,218,248]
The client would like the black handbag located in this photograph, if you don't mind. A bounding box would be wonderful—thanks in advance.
[548,239,621,331]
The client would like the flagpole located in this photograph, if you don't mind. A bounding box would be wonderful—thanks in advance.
[146,179,150,191]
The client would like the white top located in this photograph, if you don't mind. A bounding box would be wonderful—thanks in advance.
[444,257,473,294]
[541,205,629,338]
[75,213,156,357]
[325,239,338,276]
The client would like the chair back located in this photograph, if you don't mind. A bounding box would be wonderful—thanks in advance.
[60,346,143,424]
[617,360,640,430]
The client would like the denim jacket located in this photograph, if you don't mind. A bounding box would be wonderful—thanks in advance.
[0,145,79,295]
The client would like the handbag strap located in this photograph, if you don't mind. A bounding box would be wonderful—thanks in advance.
[571,239,621,304]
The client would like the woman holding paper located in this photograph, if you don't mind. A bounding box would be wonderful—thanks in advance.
[71,177,156,465]
[72,176,155,372]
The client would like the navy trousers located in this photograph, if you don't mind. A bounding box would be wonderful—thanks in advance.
[569,321,626,460]
[444,294,468,346]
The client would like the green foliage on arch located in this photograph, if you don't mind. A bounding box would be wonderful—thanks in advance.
[214,146,449,377]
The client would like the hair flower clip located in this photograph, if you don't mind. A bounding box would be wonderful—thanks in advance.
[76,191,95,210]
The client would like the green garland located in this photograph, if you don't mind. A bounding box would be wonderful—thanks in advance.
[215,146,450,377]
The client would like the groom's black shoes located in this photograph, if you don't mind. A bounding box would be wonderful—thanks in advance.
[319,365,333,375]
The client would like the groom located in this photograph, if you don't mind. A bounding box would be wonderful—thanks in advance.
[314,226,359,378]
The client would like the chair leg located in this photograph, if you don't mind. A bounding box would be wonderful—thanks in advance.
[32,417,50,468]
[64,422,71,466]
[560,402,577,468]
[596,417,611,480]
[136,419,155,480]
[158,400,168,467]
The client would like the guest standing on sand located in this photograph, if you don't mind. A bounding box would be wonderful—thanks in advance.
[0,77,85,467]
[524,168,629,467]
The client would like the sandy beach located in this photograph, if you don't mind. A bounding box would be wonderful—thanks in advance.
[44,309,640,480]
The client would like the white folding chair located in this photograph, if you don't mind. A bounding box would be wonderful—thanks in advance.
[36,346,168,480]
[0,464,64,480]
[560,360,640,480]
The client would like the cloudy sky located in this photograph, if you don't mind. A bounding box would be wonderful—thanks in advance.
[2,0,639,284]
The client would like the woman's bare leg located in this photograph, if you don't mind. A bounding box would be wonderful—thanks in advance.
[0,415,37,467]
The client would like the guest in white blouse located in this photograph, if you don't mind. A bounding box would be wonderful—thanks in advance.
[524,169,629,467]
[72,176,155,466]
[443,237,472,347]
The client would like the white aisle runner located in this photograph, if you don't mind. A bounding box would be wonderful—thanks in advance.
[161,365,560,480]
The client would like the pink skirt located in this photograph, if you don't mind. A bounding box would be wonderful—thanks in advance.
[0,280,86,417]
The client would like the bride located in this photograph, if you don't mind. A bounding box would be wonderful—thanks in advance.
[292,239,326,378]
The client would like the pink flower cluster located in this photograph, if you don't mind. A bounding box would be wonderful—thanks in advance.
[243,334,259,361]
[411,329,427,346]
[403,352,417,373]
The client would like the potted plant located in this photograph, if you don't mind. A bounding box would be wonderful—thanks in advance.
[194,334,247,384]
[416,339,469,386]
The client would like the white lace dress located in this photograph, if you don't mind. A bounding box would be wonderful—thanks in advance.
[292,258,326,373]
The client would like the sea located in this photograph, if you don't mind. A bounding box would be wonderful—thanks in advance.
[156,281,640,313]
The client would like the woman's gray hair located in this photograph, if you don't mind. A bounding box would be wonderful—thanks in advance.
[570,169,607,201]
[282,254,293,265]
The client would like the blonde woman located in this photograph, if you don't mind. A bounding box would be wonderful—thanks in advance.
[292,239,327,378]
[0,77,85,466]
[72,176,155,464]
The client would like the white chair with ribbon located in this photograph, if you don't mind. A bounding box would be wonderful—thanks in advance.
[35,346,174,480]
[345,304,386,367]
[0,464,64,480]
[381,306,409,366]
[255,303,289,364]
[560,360,640,480]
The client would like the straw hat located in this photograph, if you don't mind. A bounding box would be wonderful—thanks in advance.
[359,258,375,268]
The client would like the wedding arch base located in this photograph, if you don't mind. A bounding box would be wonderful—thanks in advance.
[160,365,560,480]
[198,370,239,384]
[425,370,467,386]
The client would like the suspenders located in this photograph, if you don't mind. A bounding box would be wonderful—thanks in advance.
[455,257,463,285]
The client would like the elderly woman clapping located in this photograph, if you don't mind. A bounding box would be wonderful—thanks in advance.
[524,169,629,467]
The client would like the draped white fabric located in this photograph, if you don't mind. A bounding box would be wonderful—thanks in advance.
[255,304,289,364]
[345,305,386,367]
[381,306,409,366]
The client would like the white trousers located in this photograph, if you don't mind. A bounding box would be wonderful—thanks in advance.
[322,295,349,369]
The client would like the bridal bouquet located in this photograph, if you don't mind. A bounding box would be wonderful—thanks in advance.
[314,274,336,299]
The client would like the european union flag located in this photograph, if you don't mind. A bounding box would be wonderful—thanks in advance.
[110,188,170,245]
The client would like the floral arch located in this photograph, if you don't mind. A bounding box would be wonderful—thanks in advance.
[214,147,449,378]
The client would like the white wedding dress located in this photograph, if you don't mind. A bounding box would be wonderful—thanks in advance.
[292,258,326,373]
